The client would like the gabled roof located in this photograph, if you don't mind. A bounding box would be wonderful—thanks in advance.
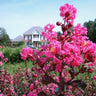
[11,35,23,42]
[23,26,44,35]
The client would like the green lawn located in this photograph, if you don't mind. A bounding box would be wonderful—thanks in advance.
[3,60,33,75]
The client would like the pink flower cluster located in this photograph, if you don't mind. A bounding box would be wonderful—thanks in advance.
[74,23,87,36]
[82,41,96,63]
[63,42,83,67]
[20,47,35,61]
[42,24,57,41]
[20,3,96,95]
[72,24,88,44]
[60,3,77,24]
[93,76,96,80]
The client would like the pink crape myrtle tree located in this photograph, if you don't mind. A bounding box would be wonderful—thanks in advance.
[20,3,96,96]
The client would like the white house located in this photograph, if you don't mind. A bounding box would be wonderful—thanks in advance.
[23,26,47,47]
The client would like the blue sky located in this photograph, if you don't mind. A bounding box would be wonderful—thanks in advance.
[0,0,96,39]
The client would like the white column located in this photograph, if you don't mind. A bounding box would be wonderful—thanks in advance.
[39,34,40,41]
[32,34,33,42]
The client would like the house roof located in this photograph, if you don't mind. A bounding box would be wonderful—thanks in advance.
[11,35,23,42]
[23,26,44,35]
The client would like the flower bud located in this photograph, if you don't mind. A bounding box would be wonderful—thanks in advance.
[88,68,94,73]
[32,74,38,78]
[68,23,73,28]
[67,37,72,42]
[65,11,70,17]
[31,67,36,71]
[61,24,68,32]
[60,35,65,40]
[56,21,62,26]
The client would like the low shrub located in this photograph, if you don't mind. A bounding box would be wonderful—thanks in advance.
[10,48,23,63]
[17,41,25,47]
[2,47,23,64]
[3,47,11,61]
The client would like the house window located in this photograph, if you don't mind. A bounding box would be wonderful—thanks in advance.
[33,35,39,38]
[24,36,27,40]
[29,36,32,40]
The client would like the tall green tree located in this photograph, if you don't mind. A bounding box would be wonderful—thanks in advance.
[83,19,96,43]
[0,27,11,46]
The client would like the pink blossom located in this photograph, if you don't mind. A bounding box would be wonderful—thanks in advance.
[68,85,72,90]
[93,76,96,80]
[0,94,3,96]
[29,83,34,91]
[56,77,59,82]
[4,58,8,62]
[88,62,96,67]
[0,61,3,65]
[71,24,88,45]
[88,67,94,73]
[59,3,77,24]
[44,23,55,32]
[42,24,57,41]
[27,92,37,96]
[64,31,67,36]
[0,46,2,48]
[64,65,68,69]
[55,61,62,72]
[76,91,82,95]
[65,77,70,82]
[50,87,55,94]
[63,42,83,67]
[0,52,4,59]
[27,68,30,72]
[74,24,87,36]
[20,47,34,61]
[50,56,63,72]
[83,41,96,62]
[43,66,50,71]
[35,80,39,84]
[22,95,26,96]
[10,80,13,84]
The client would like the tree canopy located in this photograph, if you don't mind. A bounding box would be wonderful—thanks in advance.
[83,19,96,43]
[0,27,11,46]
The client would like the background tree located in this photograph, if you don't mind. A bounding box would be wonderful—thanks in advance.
[0,27,11,46]
[83,19,96,43]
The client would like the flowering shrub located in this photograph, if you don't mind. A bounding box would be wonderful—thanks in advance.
[19,3,96,96]
[0,3,96,96]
